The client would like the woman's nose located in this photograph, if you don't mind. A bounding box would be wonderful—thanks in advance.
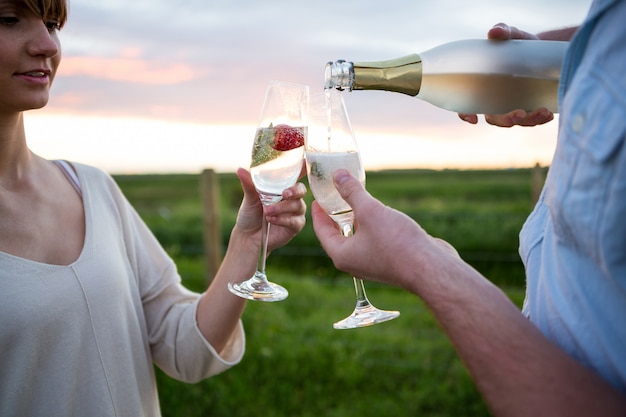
[27,22,60,58]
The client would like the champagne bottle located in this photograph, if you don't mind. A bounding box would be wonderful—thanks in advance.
[325,39,568,114]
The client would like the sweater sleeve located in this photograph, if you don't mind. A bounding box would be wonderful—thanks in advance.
[97,166,245,382]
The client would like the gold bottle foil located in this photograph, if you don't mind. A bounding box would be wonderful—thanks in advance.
[352,54,423,96]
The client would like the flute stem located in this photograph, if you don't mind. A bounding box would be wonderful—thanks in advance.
[333,217,400,329]
[258,216,270,276]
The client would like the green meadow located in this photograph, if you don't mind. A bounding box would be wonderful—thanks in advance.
[115,167,543,417]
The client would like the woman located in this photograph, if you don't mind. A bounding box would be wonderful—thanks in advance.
[0,0,308,415]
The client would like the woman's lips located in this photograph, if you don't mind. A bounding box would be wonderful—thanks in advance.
[15,69,51,84]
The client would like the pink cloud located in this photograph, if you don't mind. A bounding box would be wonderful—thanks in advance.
[59,56,199,85]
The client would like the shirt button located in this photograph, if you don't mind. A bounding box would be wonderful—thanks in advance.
[572,114,585,133]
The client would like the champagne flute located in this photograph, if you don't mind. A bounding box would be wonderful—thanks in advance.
[306,90,400,328]
[228,80,308,301]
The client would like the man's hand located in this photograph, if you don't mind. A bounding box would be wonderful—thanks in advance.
[458,23,556,128]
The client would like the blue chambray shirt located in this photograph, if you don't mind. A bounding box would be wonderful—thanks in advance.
[520,0,626,393]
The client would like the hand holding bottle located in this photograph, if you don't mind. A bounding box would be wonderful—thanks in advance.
[459,23,553,127]
[458,23,575,127]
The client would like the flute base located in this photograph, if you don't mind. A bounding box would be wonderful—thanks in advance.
[228,272,288,302]
[333,304,400,330]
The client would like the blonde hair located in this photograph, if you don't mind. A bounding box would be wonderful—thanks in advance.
[21,0,68,28]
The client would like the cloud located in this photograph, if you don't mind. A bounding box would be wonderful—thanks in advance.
[53,0,591,123]
[27,0,591,172]
[32,0,593,173]
[60,56,200,84]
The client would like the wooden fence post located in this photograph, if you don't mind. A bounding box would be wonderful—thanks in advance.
[200,169,222,284]
[531,162,546,207]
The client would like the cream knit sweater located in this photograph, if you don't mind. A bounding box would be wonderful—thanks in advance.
[0,163,244,416]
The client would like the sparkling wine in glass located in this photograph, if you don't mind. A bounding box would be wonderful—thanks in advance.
[306,90,400,328]
[228,81,308,301]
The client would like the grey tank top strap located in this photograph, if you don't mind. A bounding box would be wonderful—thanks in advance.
[53,160,82,197]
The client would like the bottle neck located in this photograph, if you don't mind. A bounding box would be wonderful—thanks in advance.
[325,54,423,96]
[324,60,353,91]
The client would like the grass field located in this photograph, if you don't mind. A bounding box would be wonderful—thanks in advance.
[114,168,543,417]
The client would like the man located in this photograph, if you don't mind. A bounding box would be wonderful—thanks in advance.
[311,2,626,415]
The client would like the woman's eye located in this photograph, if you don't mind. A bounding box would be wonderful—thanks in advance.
[0,16,19,26]
[45,20,61,31]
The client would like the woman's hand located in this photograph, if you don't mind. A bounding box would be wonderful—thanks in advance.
[234,167,307,253]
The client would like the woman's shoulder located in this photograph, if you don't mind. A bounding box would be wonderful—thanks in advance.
[67,161,110,177]
[62,161,117,186]
[59,161,125,200]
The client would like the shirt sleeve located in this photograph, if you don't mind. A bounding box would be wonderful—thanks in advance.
[107,172,245,383]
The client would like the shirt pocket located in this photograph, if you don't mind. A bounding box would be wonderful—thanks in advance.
[545,69,626,263]
[519,191,547,266]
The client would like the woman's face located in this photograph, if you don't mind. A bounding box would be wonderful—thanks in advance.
[0,0,62,115]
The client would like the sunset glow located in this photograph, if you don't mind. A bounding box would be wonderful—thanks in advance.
[26,113,558,174]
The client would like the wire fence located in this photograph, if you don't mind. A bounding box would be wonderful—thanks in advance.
[120,165,546,288]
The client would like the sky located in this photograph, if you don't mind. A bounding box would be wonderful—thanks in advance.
[26,0,593,174]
